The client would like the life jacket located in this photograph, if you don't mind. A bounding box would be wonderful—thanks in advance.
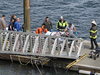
[56,20,68,31]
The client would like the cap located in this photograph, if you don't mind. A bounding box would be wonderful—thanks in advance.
[91,20,97,25]
[69,23,72,25]
[60,16,63,19]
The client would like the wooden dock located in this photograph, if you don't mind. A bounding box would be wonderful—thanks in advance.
[0,40,100,73]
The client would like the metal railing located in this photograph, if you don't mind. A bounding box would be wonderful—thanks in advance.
[0,30,83,59]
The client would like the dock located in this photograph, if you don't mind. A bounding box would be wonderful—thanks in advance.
[72,40,100,73]
[0,30,100,74]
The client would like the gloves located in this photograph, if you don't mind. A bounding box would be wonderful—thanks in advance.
[51,29,53,32]
[57,30,59,32]
[5,29,6,30]
[64,32,66,34]
[75,32,77,35]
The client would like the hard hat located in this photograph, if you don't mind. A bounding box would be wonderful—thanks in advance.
[60,16,63,19]
[91,20,97,25]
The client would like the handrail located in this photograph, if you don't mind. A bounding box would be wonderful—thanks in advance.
[0,30,83,59]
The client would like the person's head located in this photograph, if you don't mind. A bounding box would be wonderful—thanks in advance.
[2,15,5,19]
[17,18,20,22]
[65,30,69,35]
[69,23,72,27]
[42,25,46,30]
[60,16,64,21]
[91,20,97,26]
[13,15,16,19]
[46,17,49,22]
[11,18,14,22]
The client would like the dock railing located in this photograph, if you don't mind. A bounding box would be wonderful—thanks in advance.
[0,30,83,59]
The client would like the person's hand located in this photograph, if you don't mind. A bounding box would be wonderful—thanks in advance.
[51,29,53,32]
[75,32,77,35]
[5,29,6,30]
[57,30,59,32]
[64,32,66,34]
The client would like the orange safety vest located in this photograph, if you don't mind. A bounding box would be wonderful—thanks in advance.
[35,27,48,34]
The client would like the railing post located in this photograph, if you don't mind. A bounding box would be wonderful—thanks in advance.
[57,38,60,55]
[29,35,32,53]
[66,39,69,56]
[19,34,23,52]
[48,37,51,54]
[39,36,42,54]
[9,32,12,52]
[0,34,2,51]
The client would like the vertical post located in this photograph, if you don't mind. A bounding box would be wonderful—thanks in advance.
[66,39,69,56]
[0,34,2,51]
[9,33,12,52]
[23,0,31,32]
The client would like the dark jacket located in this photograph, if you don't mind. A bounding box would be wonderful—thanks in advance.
[90,25,97,39]
[42,21,52,31]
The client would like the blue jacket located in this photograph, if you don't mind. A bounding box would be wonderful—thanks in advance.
[14,21,20,31]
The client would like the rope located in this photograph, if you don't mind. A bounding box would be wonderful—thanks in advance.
[31,56,35,67]
[34,60,43,75]
[18,56,30,65]
[53,59,58,74]
[10,55,13,63]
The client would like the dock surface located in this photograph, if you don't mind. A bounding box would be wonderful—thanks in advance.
[74,40,100,72]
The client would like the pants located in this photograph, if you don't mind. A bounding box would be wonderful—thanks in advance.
[90,38,98,48]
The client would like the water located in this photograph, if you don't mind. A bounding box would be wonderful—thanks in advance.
[0,0,100,74]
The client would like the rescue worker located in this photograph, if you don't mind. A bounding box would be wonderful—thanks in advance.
[42,17,53,32]
[56,16,68,31]
[35,25,48,34]
[64,23,77,35]
[90,20,98,49]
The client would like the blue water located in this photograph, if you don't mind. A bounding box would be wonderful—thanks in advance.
[0,0,100,74]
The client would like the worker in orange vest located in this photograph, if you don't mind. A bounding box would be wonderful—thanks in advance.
[35,25,48,34]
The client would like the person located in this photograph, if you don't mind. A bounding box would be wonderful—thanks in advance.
[8,19,14,31]
[14,18,20,31]
[20,24,24,32]
[0,15,6,30]
[61,30,77,38]
[10,15,16,24]
[42,17,53,32]
[56,16,68,31]
[35,25,48,34]
[10,15,16,30]
[90,20,98,49]
[64,23,77,35]
[61,30,78,52]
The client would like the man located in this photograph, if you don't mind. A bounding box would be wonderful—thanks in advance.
[56,16,68,31]
[64,23,77,35]
[35,25,48,34]
[14,18,20,31]
[61,30,77,38]
[90,20,98,49]
[42,17,53,32]
[0,15,6,30]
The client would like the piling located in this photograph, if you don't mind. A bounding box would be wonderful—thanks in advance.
[23,0,31,32]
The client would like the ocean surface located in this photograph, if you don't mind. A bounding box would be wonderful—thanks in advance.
[0,0,100,75]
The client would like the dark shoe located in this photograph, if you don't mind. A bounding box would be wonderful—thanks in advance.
[89,48,94,50]
[96,47,100,50]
